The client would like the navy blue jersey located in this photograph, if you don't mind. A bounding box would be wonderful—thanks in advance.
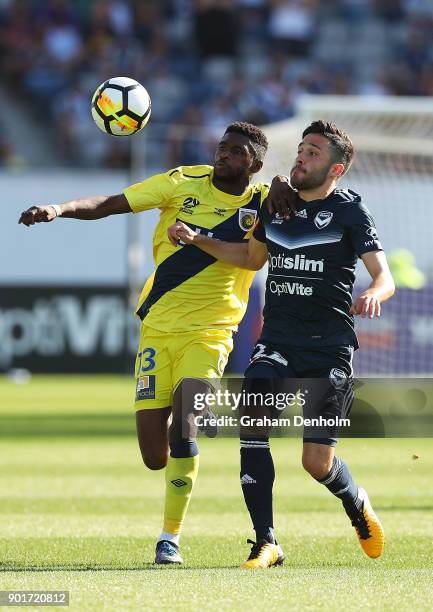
[254,189,382,349]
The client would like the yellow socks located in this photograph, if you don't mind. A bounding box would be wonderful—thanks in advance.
[162,454,199,535]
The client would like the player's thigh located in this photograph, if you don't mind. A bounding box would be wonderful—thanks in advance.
[171,378,215,441]
[301,345,354,446]
[136,407,171,470]
[171,331,233,439]
[241,345,292,438]
[134,326,173,411]
[172,330,234,384]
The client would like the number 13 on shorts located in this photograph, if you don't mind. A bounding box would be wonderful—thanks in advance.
[135,347,157,402]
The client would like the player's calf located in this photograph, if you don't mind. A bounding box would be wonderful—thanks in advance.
[302,443,334,480]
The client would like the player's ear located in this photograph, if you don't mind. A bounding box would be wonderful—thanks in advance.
[330,163,345,178]
[251,159,263,174]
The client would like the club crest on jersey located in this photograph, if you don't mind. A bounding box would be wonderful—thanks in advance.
[314,211,333,229]
[238,208,257,231]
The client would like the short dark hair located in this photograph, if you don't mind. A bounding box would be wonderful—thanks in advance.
[303,120,354,174]
[224,122,268,162]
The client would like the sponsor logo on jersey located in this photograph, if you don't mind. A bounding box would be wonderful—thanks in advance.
[314,210,333,229]
[365,226,378,239]
[180,197,200,214]
[268,253,324,272]
[269,280,313,296]
[296,208,307,219]
[271,212,284,224]
[329,367,347,389]
[238,208,257,231]
[214,207,226,217]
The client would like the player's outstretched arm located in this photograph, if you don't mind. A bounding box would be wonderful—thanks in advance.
[350,251,395,318]
[167,221,268,271]
[18,194,132,226]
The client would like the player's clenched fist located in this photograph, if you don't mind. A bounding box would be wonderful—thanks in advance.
[167,221,197,246]
[18,205,57,226]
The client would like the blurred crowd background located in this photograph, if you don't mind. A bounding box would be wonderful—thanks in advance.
[1,0,433,169]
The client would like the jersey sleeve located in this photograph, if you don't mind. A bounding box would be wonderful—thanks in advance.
[347,202,383,257]
[123,167,181,213]
[253,198,269,243]
[253,219,267,243]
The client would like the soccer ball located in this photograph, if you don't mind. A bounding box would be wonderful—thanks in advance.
[91,77,151,136]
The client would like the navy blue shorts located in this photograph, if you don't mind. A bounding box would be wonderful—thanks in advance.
[241,342,354,446]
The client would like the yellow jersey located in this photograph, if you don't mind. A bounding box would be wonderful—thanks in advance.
[123,164,269,333]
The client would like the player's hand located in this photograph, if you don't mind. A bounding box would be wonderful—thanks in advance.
[18,205,57,226]
[167,221,197,246]
[267,175,297,219]
[350,291,381,318]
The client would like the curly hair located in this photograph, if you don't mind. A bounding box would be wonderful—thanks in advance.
[224,122,268,162]
[303,120,354,175]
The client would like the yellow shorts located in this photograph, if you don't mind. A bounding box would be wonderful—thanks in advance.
[134,325,234,410]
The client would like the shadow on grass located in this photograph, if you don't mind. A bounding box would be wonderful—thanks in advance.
[0,414,135,437]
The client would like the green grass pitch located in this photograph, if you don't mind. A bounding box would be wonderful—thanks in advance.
[1,375,433,610]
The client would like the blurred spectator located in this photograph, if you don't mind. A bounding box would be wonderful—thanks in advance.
[42,13,82,65]
[267,0,318,57]
[0,0,35,88]
[237,0,269,40]
[0,134,15,168]
[373,0,404,22]
[194,0,239,59]
[339,0,372,23]
[403,0,433,20]
[357,69,393,96]
[134,2,165,52]
[166,105,214,166]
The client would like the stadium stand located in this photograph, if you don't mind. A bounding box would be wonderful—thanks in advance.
[1,0,432,167]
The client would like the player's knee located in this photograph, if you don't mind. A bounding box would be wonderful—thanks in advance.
[144,457,167,470]
[302,454,332,480]
[142,452,168,470]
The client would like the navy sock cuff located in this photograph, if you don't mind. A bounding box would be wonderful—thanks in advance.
[170,440,199,458]
[240,438,270,449]
[318,456,341,484]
